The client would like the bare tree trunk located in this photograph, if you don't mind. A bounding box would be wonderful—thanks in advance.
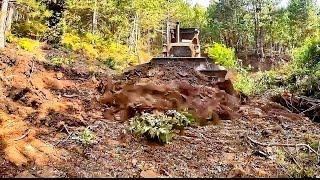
[0,0,9,48]
[147,29,151,55]
[258,27,264,61]
[135,13,140,64]
[92,0,97,44]
[5,3,14,33]
[253,0,264,62]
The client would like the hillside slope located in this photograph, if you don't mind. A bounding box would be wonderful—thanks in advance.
[0,47,319,178]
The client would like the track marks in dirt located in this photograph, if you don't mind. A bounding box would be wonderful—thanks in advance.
[0,112,63,166]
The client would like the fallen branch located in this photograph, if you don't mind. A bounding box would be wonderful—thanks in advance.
[28,60,35,78]
[300,104,320,114]
[247,136,320,156]
[14,129,31,141]
[55,124,72,146]
[54,132,73,147]
[62,94,79,98]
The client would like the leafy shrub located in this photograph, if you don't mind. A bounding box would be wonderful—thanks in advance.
[207,42,237,68]
[97,57,116,70]
[12,0,52,40]
[234,37,320,97]
[50,57,74,66]
[13,21,49,40]
[288,165,316,178]
[286,37,320,98]
[6,33,18,43]
[61,33,81,51]
[254,70,284,93]
[17,38,41,52]
[72,128,97,146]
[103,42,138,71]
[129,110,194,144]
[233,70,256,96]
[80,129,96,145]
[61,32,138,71]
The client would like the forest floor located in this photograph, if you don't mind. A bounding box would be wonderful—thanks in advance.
[0,46,319,178]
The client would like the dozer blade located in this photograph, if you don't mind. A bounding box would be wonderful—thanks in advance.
[151,57,228,79]
[151,57,208,63]
[198,70,227,79]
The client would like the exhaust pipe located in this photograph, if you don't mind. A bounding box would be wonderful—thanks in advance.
[176,22,180,43]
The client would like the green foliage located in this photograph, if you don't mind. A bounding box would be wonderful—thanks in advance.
[71,128,97,146]
[205,0,320,55]
[129,110,194,144]
[17,38,41,52]
[104,42,138,71]
[207,43,237,68]
[254,70,283,93]
[50,57,75,66]
[61,32,137,71]
[13,0,52,40]
[234,70,256,96]
[233,68,284,96]
[80,129,96,146]
[288,165,316,178]
[286,37,320,98]
[97,57,116,70]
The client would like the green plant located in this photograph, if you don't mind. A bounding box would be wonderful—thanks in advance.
[71,128,97,146]
[234,70,256,96]
[80,129,96,146]
[61,32,138,71]
[98,57,116,70]
[207,42,237,69]
[81,129,96,145]
[288,165,316,178]
[12,0,52,40]
[129,110,194,144]
[285,37,320,98]
[50,57,74,66]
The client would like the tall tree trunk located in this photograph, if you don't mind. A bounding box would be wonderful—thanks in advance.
[5,3,14,33]
[147,29,151,55]
[254,1,259,55]
[136,13,140,64]
[0,0,9,48]
[254,0,264,61]
[258,26,264,61]
[92,0,98,37]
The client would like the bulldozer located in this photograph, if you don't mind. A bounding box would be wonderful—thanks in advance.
[152,21,227,79]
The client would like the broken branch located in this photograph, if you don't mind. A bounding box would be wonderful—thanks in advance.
[14,129,31,141]
[247,135,320,156]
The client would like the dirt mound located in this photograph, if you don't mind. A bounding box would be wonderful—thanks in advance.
[100,61,240,121]
[272,93,320,122]
[0,48,108,166]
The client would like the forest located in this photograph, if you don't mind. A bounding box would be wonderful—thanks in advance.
[0,0,319,178]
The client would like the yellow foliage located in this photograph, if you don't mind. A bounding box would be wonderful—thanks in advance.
[61,33,81,51]
[104,42,137,69]
[81,42,99,60]
[138,49,153,64]
[62,32,138,71]
[17,38,41,52]
[6,32,18,43]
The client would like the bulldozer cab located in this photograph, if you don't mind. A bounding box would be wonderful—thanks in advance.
[163,22,201,58]
[152,21,228,81]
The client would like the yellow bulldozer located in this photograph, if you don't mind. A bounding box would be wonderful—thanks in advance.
[152,21,227,79]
